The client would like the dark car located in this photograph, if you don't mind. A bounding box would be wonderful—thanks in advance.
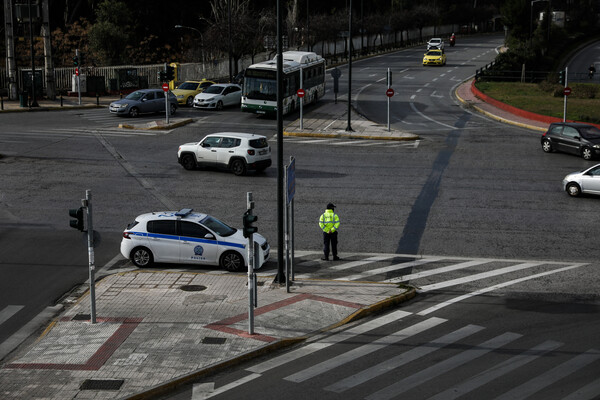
[541,122,600,160]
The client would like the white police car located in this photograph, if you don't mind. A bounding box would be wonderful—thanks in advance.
[120,209,269,271]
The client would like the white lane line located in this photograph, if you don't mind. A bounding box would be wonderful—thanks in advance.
[325,324,483,393]
[384,259,491,283]
[366,332,522,400]
[495,349,600,400]
[562,378,600,400]
[0,305,62,361]
[0,306,24,325]
[337,257,444,281]
[409,102,456,129]
[429,340,563,400]
[246,309,413,374]
[284,317,446,383]
[419,262,544,292]
[418,263,589,316]
[192,373,261,399]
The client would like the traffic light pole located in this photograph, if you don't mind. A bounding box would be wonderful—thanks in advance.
[246,192,256,335]
[76,49,81,105]
[85,189,97,324]
[563,67,568,123]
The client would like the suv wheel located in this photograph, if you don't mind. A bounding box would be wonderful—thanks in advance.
[582,147,593,160]
[181,154,196,170]
[231,159,247,176]
[220,251,244,272]
[131,247,153,267]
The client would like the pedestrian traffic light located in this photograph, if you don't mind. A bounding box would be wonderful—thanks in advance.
[559,69,565,86]
[166,65,175,81]
[243,211,258,238]
[69,207,85,231]
[73,55,79,67]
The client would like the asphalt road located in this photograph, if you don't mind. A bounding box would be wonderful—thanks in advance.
[1,35,599,381]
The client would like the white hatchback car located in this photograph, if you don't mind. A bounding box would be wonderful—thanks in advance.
[562,164,600,197]
[427,37,444,50]
[120,209,270,271]
[178,132,272,175]
[193,83,242,110]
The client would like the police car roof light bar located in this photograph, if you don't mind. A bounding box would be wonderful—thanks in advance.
[175,208,194,217]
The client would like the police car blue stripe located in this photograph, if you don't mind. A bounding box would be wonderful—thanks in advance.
[130,232,246,250]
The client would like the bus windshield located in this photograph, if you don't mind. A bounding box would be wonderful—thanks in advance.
[244,77,277,101]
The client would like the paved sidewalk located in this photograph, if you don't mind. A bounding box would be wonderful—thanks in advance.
[0,266,414,399]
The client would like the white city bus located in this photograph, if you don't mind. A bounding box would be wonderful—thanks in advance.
[241,51,325,116]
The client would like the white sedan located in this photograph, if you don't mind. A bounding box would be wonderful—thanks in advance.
[563,164,600,197]
[193,83,242,110]
[427,37,444,50]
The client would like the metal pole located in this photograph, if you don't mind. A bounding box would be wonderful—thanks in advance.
[85,190,96,324]
[299,65,304,130]
[228,0,233,82]
[346,0,353,132]
[28,0,39,107]
[247,192,255,335]
[76,49,81,105]
[275,0,286,285]
[285,167,290,293]
[387,68,391,132]
[563,66,568,123]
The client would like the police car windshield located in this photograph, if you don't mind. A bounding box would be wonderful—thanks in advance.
[201,215,236,237]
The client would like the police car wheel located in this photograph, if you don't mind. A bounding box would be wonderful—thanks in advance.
[131,247,153,267]
[220,251,243,272]
[231,159,247,176]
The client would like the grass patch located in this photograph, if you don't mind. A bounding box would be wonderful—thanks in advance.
[474,81,600,124]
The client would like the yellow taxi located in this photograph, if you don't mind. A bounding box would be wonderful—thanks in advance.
[422,49,446,66]
[172,80,215,106]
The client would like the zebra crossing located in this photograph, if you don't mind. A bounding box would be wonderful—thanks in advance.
[275,135,421,148]
[194,308,600,400]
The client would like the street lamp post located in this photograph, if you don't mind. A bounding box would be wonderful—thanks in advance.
[174,25,204,64]
[346,0,353,132]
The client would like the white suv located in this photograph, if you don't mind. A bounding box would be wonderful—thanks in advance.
[120,208,270,271]
[178,132,272,176]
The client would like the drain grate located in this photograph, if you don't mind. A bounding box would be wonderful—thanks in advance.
[80,379,125,391]
[202,337,227,345]
[72,313,91,321]
[180,285,207,292]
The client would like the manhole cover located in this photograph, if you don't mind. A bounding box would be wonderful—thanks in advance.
[180,285,207,292]
[80,379,124,390]
[72,314,91,321]
[202,337,227,344]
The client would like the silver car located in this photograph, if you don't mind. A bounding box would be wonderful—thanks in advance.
[562,164,600,197]
[109,89,178,117]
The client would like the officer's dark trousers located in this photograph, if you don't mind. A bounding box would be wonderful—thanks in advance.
[323,231,338,258]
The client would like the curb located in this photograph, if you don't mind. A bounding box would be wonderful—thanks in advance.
[118,118,194,130]
[0,104,105,113]
[283,130,419,141]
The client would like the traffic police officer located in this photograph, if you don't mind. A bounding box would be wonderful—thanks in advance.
[319,203,340,261]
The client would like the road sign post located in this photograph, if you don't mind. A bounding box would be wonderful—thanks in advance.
[162,82,169,125]
[563,67,569,122]
[298,66,304,130]
[386,68,394,132]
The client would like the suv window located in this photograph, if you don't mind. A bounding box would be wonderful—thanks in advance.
[562,126,579,138]
[249,138,269,148]
[220,137,239,148]
[147,220,177,235]
[180,221,213,239]
[203,136,221,148]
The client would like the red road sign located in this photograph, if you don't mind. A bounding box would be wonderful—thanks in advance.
[162,83,169,92]
[297,88,305,98]
[386,88,395,97]
[75,68,79,76]
[563,87,572,96]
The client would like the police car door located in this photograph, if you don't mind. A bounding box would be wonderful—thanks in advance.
[146,220,179,263]
[178,221,219,265]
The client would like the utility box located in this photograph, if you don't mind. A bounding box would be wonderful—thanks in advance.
[72,74,87,93]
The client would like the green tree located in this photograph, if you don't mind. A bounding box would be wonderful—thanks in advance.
[88,0,131,65]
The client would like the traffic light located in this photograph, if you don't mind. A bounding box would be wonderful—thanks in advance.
[73,55,79,67]
[243,210,258,238]
[166,65,175,81]
[559,69,565,86]
[69,207,85,231]
[158,71,167,82]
